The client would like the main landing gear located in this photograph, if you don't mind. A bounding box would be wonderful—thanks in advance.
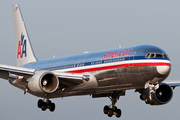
[102,91,123,118]
[103,105,121,118]
[37,95,55,112]
[37,99,55,112]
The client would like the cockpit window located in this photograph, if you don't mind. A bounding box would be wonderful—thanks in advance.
[156,53,163,58]
[163,54,169,59]
[150,53,155,58]
[145,53,168,59]
[145,53,150,58]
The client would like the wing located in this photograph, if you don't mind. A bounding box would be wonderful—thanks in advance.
[0,64,86,85]
[0,64,35,80]
[163,80,180,89]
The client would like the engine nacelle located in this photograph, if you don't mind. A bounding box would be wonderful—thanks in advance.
[141,83,173,105]
[28,71,59,93]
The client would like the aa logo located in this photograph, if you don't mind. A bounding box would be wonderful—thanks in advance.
[17,33,26,59]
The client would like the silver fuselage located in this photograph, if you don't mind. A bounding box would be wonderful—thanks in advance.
[10,45,171,98]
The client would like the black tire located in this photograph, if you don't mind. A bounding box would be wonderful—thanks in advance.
[150,99,155,105]
[145,98,150,104]
[103,105,109,114]
[37,99,43,108]
[140,95,143,101]
[114,106,117,111]
[115,109,122,118]
[49,103,55,112]
[41,103,47,111]
[107,109,113,117]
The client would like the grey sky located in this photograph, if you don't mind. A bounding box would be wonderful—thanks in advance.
[0,0,180,119]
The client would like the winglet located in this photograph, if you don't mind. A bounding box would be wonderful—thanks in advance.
[12,4,37,66]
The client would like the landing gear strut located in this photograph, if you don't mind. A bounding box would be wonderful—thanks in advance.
[37,95,55,112]
[103,91,122,118]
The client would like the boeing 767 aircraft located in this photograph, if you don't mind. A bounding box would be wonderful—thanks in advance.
[1,4,180,118]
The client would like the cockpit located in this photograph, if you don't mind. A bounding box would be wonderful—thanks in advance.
[145,53,169,59]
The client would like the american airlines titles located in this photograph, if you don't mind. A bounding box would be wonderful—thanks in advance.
[101,49,133,59]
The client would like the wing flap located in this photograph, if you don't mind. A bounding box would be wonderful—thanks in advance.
[0,70,9,80]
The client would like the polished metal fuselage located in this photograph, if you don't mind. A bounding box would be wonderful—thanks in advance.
[9,45,171,98]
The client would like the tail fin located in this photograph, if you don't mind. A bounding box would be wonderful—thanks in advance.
[12,4,37,67]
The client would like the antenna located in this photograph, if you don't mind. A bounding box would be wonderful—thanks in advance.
[84,51,89,53]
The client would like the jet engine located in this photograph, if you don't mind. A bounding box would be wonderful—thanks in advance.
[28,71,59,93]
[140,83,173,105]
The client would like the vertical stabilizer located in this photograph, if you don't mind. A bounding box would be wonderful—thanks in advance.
[12,4,37,66]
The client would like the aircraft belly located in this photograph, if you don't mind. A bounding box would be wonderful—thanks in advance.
[95,66,168,91]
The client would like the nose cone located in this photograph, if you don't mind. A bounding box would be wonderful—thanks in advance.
[157,65,171,75]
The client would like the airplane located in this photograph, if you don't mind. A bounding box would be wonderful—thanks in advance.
[1,4,179,118]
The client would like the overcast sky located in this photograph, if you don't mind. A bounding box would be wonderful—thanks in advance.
[0,0,180,120]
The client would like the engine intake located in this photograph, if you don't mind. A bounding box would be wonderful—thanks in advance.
[140,83,173,105]
[154,83,173,105]
[28,71,59,93]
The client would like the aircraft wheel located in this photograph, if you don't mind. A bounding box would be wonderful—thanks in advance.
[49,103,55,112]
[150,99,155,105]
[48,100,52,105]
[115,109,122,118]
[37,99,43,108]
[145,98,150,104]
[103,105,109,114]
[140,95,143,101]
[41,103,47,111]
[107,109,113,117]
[114,106,117,111]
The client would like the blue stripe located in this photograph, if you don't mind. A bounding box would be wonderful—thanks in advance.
[22,56,170,71]
[21,45,169,71]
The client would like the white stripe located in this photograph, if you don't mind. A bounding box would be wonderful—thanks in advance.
[53,59,170,72]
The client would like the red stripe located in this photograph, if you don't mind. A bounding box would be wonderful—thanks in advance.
[66,62,171,73]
